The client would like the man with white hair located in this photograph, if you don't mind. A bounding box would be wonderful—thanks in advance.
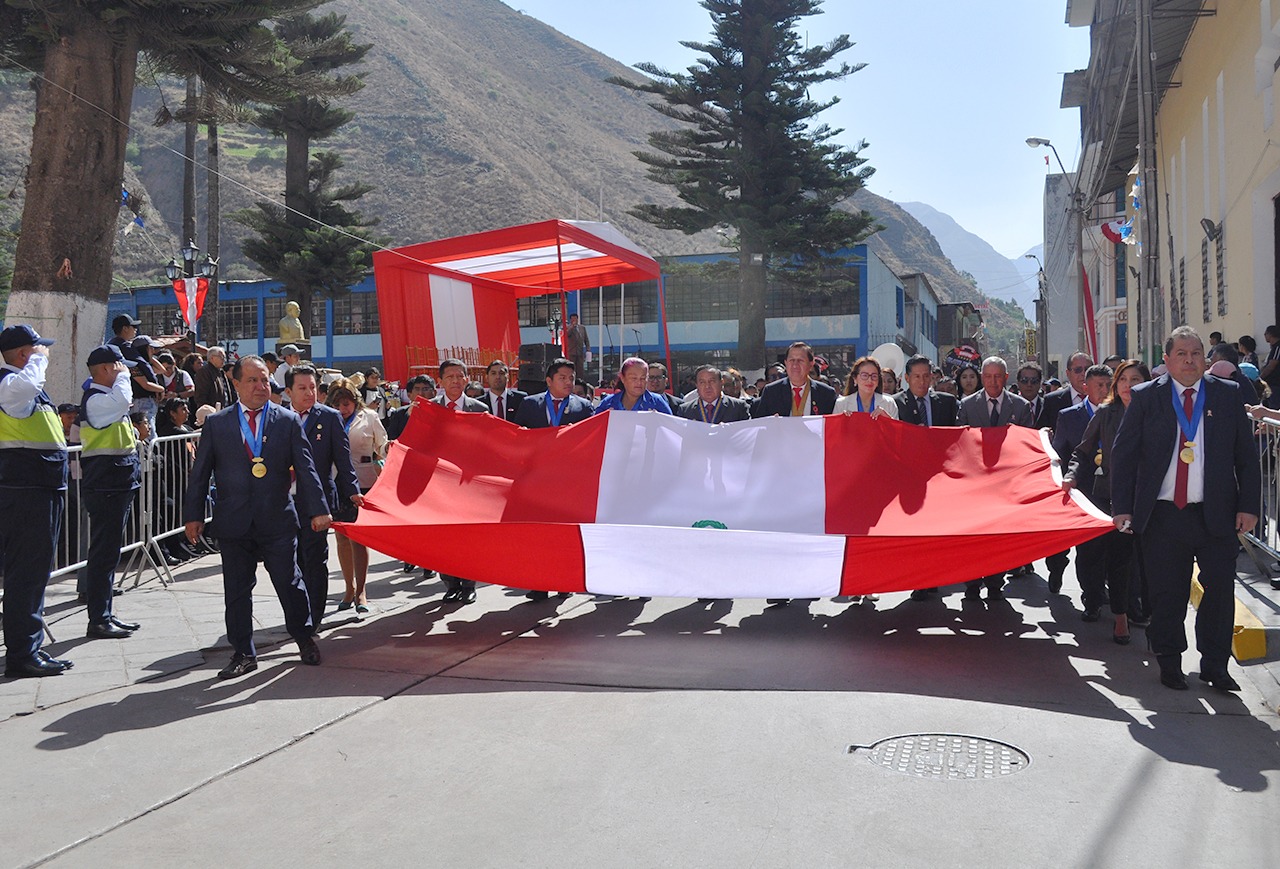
[193,346,234,410]
[957,356,1034,600]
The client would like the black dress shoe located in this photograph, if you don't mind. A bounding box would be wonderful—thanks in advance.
[1081,607,1102,622]
[423,568,439,579]
[6,656,67,678]
[457,589,477,604]
[87,622,133,639]
[36,650,73,670]
[766,598,790,606]
[109,615,141,632]
[1048,570,1064,594]
[525,590,550,601]
[298,637,322,666]
[1159,669,1189,690]
[442,587,461,602]
[218,653,257,679]
[1199,671,1241,692]
[401,562,415,574]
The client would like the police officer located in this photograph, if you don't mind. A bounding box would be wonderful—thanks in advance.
[0,324,72,678]
[80,344,144,638]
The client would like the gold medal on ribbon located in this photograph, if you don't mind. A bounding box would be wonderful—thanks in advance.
[251,458,268,478]
[1094,451,1103,467]
[1179,445,1195,464]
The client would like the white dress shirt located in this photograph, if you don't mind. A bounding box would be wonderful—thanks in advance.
[0,354,48,418]
[1156,379,1205,504]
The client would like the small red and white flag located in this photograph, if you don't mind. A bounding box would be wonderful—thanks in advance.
[172,277,209,327]
[338,405,1111,598]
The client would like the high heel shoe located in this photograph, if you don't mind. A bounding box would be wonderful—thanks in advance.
[337,599,354,612]
[1113,632,1131,645]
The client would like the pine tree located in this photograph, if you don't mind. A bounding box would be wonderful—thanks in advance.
[0,0,322,400]
[238,11,372,323]
[611,0,877,368]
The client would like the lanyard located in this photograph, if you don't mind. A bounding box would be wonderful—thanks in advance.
[700,397,720,423]
[547,395,567,426]
[1170,380,1205,444]
[342,411,355,433]
[237,405,265,458]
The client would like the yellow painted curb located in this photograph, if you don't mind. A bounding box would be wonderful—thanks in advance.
[1190,568,1268,662]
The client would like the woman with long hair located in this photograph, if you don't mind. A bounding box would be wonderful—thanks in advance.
[956,365,981,398]
[880,368,899,396]
[835,356,898,419]
[327,381,388,614]
[1062,359,1151,644]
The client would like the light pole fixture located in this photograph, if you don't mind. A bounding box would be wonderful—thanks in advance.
[1199,217,1220,242]
[1027,136,1090,360]
[164,239,218,340]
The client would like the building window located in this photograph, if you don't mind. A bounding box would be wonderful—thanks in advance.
[331,293,379,336]
[576,284,652,326]
[264,296,327,337]
[1114,186,1125,213]
[896,288,905,329]
[1114,245,1126,300]
[1116,323,1128,357]
[136,304,180,337]
[216,299,258,343]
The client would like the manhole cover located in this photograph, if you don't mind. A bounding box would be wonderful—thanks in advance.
[849,733,1029,780]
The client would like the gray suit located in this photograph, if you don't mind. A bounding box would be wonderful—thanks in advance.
[958,390,1034,428]
[676,394,751,423]
[430,394,488,414]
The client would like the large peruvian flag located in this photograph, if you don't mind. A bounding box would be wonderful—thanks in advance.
[338,404,1113,598]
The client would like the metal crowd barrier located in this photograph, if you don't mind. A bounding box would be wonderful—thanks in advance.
[51,431,210,591]
[1241,416,1280,576]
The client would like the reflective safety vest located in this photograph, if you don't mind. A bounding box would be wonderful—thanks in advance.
[0,368,68,490]
[79,384,141,491]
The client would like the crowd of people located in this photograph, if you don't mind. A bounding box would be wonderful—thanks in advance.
[0,316,1269,693]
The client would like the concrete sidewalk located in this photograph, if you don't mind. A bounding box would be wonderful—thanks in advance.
[3,551,1279,868]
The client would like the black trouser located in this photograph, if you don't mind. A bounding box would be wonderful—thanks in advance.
[218,531,313,657]
[296,523,330,626]
[82,488,134,625]
[965,574,1003,594]
[1139,502,1237,674]
[1045,549,1069,576]
[1,487,61,667]
[442,574,474,593]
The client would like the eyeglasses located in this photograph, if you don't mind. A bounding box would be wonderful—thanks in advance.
[1017,377,1041,385]
[1068,366,1087,374]
[647,375,667,382]
[855,372,879,381]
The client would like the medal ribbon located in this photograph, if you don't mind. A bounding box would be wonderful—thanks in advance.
[237,405,265,462]
[547,396,566,427]
[1170,379,1205,447]
[700,397,720,423]
[342,411,355,433]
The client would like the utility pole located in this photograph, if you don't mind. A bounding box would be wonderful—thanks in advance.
[1135,0,1161,362]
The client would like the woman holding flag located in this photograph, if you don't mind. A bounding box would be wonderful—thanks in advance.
[327,381,387,615]
[836,356,898,420]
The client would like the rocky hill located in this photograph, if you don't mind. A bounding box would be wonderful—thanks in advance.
[0,0,1027,354]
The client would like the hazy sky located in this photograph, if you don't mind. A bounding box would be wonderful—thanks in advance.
[502,0,1090,259]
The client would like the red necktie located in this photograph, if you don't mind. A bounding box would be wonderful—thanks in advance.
[553,398,562,415]
[448,400,457,411]
[244,408,258,460]
[792,386,802,409]
[1174,388,1193,509]
[497,395,504,418]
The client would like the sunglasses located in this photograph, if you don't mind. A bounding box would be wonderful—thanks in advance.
[1068,366,1087,374]
[1018,377,1041,385]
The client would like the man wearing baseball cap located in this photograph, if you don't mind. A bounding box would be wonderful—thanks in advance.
[79,343,144,639]
[0,324,71,677]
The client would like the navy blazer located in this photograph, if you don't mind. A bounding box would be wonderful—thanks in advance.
[750,378,837,418]
[480,388,527,421]
[513,392,594,428]
[1034,386,1077,430]
[300,402,359,512]
[183,403,328,537]
[1110,374,1260,535]
[893,389,959,426]
[676,394,751,423]
[1051,402,1094,465]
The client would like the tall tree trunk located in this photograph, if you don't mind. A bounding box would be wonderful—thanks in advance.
[204,112,220,346]
[738,238,767,370]
[283,118,312,336]
[182,76,197,248]
[8,17,140,402]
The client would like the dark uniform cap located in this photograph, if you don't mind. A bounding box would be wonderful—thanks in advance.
[0,324,56,352]
[86,344,138,368]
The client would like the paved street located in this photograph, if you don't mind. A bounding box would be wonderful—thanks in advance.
[3,547,1279,868]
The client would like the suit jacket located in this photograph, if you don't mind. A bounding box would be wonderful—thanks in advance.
[430,394,488,414]
[1051,402,1095,464]
[300,403,359,513]
[676,394,751,423]
[183,403,327,537]
[958,390,1034,428]
[1110,374,1260,535]
[480,388,527,422]
[513,392,594,428]
[1034,386,1079,430]
[750,378,837,418]
[894,389,959,426]
[1065,400,1124,504]
[384,405,412,441]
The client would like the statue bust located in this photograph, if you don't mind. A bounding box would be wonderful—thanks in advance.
[278,300,305,343]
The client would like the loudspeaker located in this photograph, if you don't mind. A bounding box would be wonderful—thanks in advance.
[518,343,560,382]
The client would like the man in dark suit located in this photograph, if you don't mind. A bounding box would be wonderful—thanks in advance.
[1014,362,1045,424]
[480,360,526,421]
[895,354,959,427]
[1111,327,1259,692]
[384,375,433,441]
[513,358,594,429]
[183,355,331,679]
[677,364,751,423]
[751,341,837,418]
[958,356,1034,600]
[286,364,361,625]
[430,358,488,602]
[1050,364,1112,602]
[646,362,683,413]
[1035,351,1093,430]
[898,354,960,601]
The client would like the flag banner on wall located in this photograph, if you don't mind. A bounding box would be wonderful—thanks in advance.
[337,405,1112,598]
[172,277,209,327]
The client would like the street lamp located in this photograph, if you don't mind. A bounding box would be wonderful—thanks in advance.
[1024,253,1049,374]
[1026,137,1088,361]
[164,239,218,343]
